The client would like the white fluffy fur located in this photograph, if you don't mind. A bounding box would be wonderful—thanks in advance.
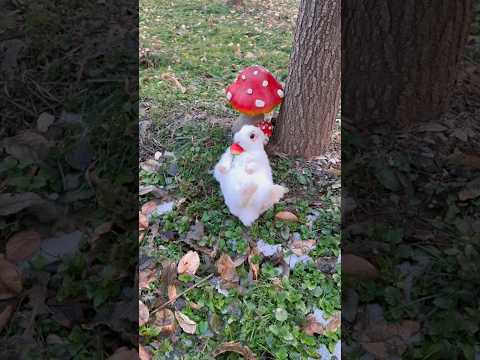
[214,125,288,226]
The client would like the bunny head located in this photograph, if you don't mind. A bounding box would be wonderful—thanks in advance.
[233,125,267,152]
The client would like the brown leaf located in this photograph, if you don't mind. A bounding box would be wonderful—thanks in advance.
[0,192,42,216]
[289,239,316,256]
[458,178,480,201]
[161,72,186,93]
[1,130,50,162]
[177,251,200,275]
[275,211,298,222]
[152,309,176,336]
[139,269,156,289]
[343,254,379,279]
[0,258,22,300]
[303,311,341,336]
[139,212,149,231]
[0,305,14,332]
[91,221,114,243]
[248,247,260,281]
[212,341,257,360]
[167,284,177,301]
[174,310,197,334]
[139,301,149,326]
[141,199,161,217]
[360,320,420,359]
[139,345,151,360]
[6,230,42,262]
[107,347,139,360]
[140,159,162,173]
[216,253,238,282]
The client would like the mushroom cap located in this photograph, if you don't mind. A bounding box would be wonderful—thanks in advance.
[225,65,284,116]
[258,120,273,137]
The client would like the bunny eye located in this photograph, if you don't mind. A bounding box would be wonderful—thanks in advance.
[250,133,255,140]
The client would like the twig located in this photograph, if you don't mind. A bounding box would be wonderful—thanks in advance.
[150,274,214,314]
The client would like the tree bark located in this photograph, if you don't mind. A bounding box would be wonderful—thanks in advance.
[342,0,472,127]
[270,0,341,158]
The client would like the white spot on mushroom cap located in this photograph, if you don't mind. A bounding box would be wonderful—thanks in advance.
[262,80,268,87]
[247,88,253,94]
[277,89,284,98]
[226,91,232,100]
[253,70,258,75]
[255,99,265,108]
[241,74,246,80]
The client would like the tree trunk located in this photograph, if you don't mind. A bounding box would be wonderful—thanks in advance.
[270,0,341,158]
[342,0,472,127]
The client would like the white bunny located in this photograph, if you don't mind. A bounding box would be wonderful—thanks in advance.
[214,125,288,226]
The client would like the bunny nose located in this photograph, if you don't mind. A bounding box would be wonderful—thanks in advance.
[230,143,245,155]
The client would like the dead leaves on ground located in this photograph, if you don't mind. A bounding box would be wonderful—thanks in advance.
[275,211,299,222]
[359,320,420,359]
[139,269,156,289]
[0,305,14,333]
[212,341,257,360]
[288,239,316,256]
[0,257,23,300]
[216,253,238,282]
[160,72,186,93]
[153,309,176,336]
[175,310,197,334]
[342,254,379,280]
[302,310,341,336]
[139,301,149,326]
[177,251,200,275]
[6,230,42,262]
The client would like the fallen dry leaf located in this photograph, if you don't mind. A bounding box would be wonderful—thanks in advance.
[248,247,260,281]
[458,178,480,201]
[216,253,238,282]
[1,130,50,163]
[167,284,177,301]
[161,72,186,93]
[91,221,113,243]
[343,254,379,279]
[0,305,14,332]
[0,192,42,216]
[177,251,200,275]
[139,212,149,231]
[139,345,151,360]
[289,239,316,256]
[6,230,42,262]
[275,211,298,222]
[303,310,341,336]
[360,320,420,359]
[175,310,197,334]
[140,159,162,173]
[139,301,149,326]
[153,309,176,336]
[212,341,257,360]
[139,269,156,289]
[0,258,22,300]
[107,347,138,360]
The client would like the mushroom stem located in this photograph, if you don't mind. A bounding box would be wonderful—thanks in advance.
[232,113,264,135]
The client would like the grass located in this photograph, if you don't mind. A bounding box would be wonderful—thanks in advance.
[140,0,293,118]
[139,1,341,359]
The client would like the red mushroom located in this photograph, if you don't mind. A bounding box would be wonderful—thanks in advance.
[225,65,284,116]
[258,120,273,138]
